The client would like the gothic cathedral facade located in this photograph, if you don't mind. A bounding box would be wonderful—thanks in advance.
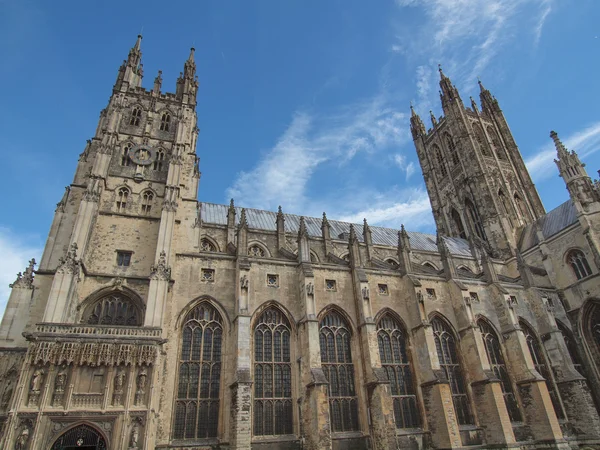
[1,37,600,450]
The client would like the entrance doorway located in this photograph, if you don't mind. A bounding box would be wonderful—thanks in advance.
[50,424,107,450]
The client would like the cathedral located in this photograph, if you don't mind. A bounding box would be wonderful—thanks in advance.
[1,35,600,450]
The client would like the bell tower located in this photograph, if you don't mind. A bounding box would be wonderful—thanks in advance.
[411,67,545,258]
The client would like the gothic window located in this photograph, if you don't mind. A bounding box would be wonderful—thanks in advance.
[478,319,522,422]
[51,424,107,450]
[200,238,216,252]
[566,249,592,280]
[513,194,530,222]
[248,245,266,258]
[432,145,447,177]
[498,190,514,227]
[130,107,142,126]
[451,208,467,239]
[116,187,130,213]
[473,123,489,157]
[319,310,359,432]
[121,143,132,166]
[487,126,505,160]
[377,314,420,428]
[141,191,153,215]
[254,307,293,436]
[386,258,399,269]
[423,262,438,271]
[431,317,473,425]
[589,304,600,367]
[83,293,141,326]
[465,198,485,240]
[445,133,459,166]
[557,321,585,376]
[520,321,566,420]
[153,148,165,171]
[160,112,171,131]
[174,303,223,439]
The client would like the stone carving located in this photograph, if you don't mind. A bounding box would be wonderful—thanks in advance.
[9,259,35,289]
[240,275,249,289]
[15,425,30,450]
[134,368,147,405]
[161,199,178,212]
[112,277,124,288]
[306,282,314,296]
[1,380,14,410]
[28,368,44,406]
[416,291,424,304]
[57,243,80,275]
[112,367,126,406]
[129,421,140,449]
[52,366,67,407]
[361,286,370,300]
[150,251,171,281]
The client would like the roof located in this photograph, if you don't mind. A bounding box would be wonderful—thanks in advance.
[519,199,578,251]
[199,202,472,257]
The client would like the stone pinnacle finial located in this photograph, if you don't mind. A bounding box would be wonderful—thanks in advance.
[298,216,308,237]
[189,47,195,61]
[240,208,248,227]
[322,212,329,227]
[134,34,142,50]
[229,198,235,212]
[400,224,408,237]
[470,96,478,111]
[550,130,569,157]
[363,218,370,232]
[429,110,437,126]
[349,224,357,242]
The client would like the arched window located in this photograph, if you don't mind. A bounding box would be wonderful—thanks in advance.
[121,143,132,166]
[520,320,565,420]
[200,238,216,252]
[83,293,142,326]
[253,307,293,436]
[160,112,171,131]
[377,314,420,428]
[445,133,459,166]
[566,249,592,280]
[587,303,600,369]
[451,208,466,239]
[386,258,399,269]
[487,126,505,160]
[465,198,485,240]
[498,190,514,228]
[513,194,530,222]
[432,144,448,177]
[129,107,142,126]
[473,123,489,157]
[116,187,129,213]
[141,191,153,215]
[319,310,359,432]
[423,262,438,271]
[174,303,223,439]
[557,321,585,376]
[248,245,266,258]
[431,317,473,425]
[153,149,165,171]
[478,319,522,422]
[51,424,107,450]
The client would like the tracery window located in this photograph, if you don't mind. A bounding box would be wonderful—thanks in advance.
[386,259,399,269]
[248,245,265,258]
[478,319,522,422]
[130,107,142,126]
[465,198,485,240]
[513,194,530,222]
[377,314,420,428]
[83,293,141,326]
[473,123,489,157]
[153,148,165,170]
[121,143,132,166]
[431,317,473,425]
[116,187,129,213]
[174,303,223,439]
[160,112,171,131]
[451,208,466,239]
[253,307,293,436]
[487,126,505,160]
[319,310,359,432]
[141,191,153,215]
[498,190,514,227]
[566,249,592,280]
[445,133,459,166]
[433,144,448,177]
[520,321,566,420]
[200,238,216,252]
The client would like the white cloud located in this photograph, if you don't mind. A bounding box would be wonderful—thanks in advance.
[526,122,600,182]
[405,161,416,180]
[391,153,417,181]
[0,228,43,322]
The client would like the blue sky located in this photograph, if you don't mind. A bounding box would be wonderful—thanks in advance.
[1,0,600,309]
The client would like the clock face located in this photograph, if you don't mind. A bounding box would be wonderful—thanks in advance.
[128,144,156,166]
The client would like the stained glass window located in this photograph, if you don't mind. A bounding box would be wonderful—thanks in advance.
[83,293,141,326]
[253,307,293,436]
[174,303,223,439]
[377,314,420,428]
[319,310,359,432]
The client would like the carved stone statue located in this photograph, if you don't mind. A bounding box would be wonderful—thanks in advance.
[129,422,140,449]
[240,275,249,289]
[54,367,66,392]
[361,286,370,300]
[30,369,44,392]
[112,368,126,405]
[15,426,30,450]
[134,368,148,405]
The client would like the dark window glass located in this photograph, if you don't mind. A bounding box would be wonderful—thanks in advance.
[566,250,593,280]
[117,251,132,267]
[83,293,141,326]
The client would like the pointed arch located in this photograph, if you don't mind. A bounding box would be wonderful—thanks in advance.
[519,318,566,420]
[487,125,505,160]
[465,197,485,240]
[248,241,271,258]
[385,257,400,269]
[80,287,144,326]
[173,300,224,439]
[477,316,522,422]
[159,110,173,132]
[129,105,143,126]
[472,122,490,157]
[429,313,474,425]
[175,296,230,332]
[199,235,220,253]
[580,299,600,377]
[120,141,134,166]
[49,423,108,450]
[565,248,593,280]
[153,147,167,171]
[513,193,530,222]
[115,186,130,213]
[318,306,359,432]
[451,208,467,239]
[432,144,448,178]
[376,310,420,428]
[444,132,460,166]
[422,261,439,271]
[556,320,586,377]
[140,189,154,215]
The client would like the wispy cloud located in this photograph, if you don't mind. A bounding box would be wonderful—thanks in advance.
[392,153,417,181]
[526,122,600,182]
[0,228,43,321]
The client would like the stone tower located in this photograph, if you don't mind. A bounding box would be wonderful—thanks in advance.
[411,67,545,257]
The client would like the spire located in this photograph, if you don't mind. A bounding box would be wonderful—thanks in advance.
[478,78,498,112]
[470,96,479,113]
[239,208,248,229]
[438,64,459,102]
[153,70,162,93]
[550,130,570,159]
[114,35,144,91]
[321,212,330,229]
[349,224,357,243]
[429,110,437,127]
[410,104,426,139]
[177,46,199,105]
[298,216,308,238]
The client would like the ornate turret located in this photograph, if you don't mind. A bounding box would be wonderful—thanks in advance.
[114,35,144,92]
[176,47,199,105]
[410,105,426,139]
[438,65,462,110]
[478,79,499,113]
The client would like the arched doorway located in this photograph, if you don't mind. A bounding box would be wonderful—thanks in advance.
[50,424,106,450]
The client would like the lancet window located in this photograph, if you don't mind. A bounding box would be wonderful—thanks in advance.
[83,293,141,326]
[121,143,132,166]
[520,321,566,420]
[451,208,466,239]
[487,126,505,160]
[445,133,459,166]
[141,191,153,215]
[431,317,473,425]
[154,149,165,171]
[433,144,447,177]
[160,112,171,131]
[557,321,585,376]
[130,107,142,126]
[566,249,592,280]
[253,307,293,436]
[377,314,420,428]
[478,319,522,422]
[473,123,489,157]
[116,187,129,213]
[465,198,485,240]
[174,303,223,439]
[319,310,359,432]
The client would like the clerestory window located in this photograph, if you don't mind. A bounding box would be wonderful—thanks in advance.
[160,112,171,131]
[129,107,142,126]
[566,249,592,280]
